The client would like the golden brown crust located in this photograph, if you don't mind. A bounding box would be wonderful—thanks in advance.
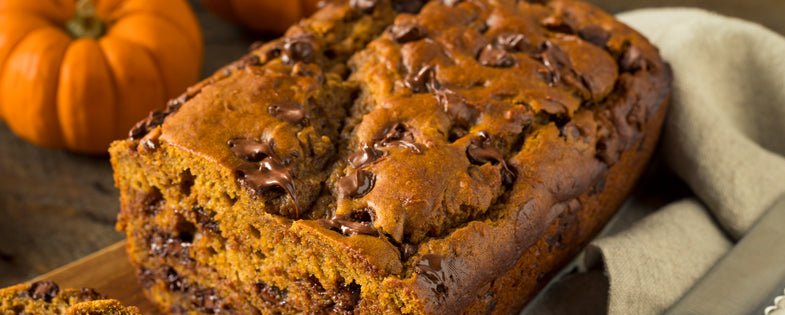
[111,0,671,313]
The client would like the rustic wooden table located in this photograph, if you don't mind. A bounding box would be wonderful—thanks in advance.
[1,0,783,290]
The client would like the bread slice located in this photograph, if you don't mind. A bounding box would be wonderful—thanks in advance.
[0,281,140,315]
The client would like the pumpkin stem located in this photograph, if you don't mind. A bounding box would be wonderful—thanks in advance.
[65,0,104,38]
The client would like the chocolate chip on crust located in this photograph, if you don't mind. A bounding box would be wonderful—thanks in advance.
[389,22,425,44]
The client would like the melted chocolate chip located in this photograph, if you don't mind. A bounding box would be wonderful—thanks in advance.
[533,40,572,85]
[478,44,515,68]
[21,281,59,302]
[414,254,450,299]
[620,45,647,72]
[578,25,610,47]
[404,66,439,94]
[376,122,422,153]
[317,214,380,237]
[542,15,575,34]
[281,35,315,65]
[234,158,299,216]
[347,144,385,169]
[350,0,379,13]
[267,101,306,125]
[494,33,530,52]
[466,132,516,185]
[337,169,375,199]
[389,22,425,44]
[393,0,425,13]
[466,134,503,165]
[442,0,462,6]
[227,139,274,162]
[400,243,418,261]
[129,110,165,140]
[435,90,475,127]
[129,92,194,140]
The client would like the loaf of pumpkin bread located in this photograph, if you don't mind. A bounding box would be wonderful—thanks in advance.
[110,0,671,313]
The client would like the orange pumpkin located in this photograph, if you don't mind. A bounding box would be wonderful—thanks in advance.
[202,0,323,34]
[0,0,203,153]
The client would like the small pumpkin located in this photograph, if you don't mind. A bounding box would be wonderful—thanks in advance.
[202,0,323,34]
[0,0,203,153]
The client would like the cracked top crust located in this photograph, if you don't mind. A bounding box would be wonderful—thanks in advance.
[123,0,670,311]
[131,0,669,250]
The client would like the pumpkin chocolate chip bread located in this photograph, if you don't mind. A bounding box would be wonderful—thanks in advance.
[0,281,140,315]
[110,0,671,313]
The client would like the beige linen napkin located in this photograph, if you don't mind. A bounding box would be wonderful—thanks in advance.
[525,8,785,315]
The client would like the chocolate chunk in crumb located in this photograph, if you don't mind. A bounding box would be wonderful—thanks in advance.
[350,0,379,13]
[404,66,439,93]
[347,144,385,169]
[22,281,59,302]
[281,35,315,65]
[338,169,376,199]
[254,282,287,306]
[227,139,274,162]
[389,22,425,44]
[332,282,362,312]
[376,122,422,153]
[478,44,515,68]
[578,25,610,47]
[268,101,306,125]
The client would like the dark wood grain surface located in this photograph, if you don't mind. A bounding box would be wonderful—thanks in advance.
[0,0,782,291]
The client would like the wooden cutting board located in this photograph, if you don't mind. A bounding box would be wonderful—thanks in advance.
[31,241,162,314]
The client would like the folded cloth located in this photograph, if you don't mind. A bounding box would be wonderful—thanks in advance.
[524,8,785,315]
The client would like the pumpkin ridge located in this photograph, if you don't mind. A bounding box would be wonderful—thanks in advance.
[108,34,168,105]
[56,38,118,152]
[106,14,201,99]
[112,12,202,60]
[0,14,51,121]
[93,39,121,144]
[1,27,71,147]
